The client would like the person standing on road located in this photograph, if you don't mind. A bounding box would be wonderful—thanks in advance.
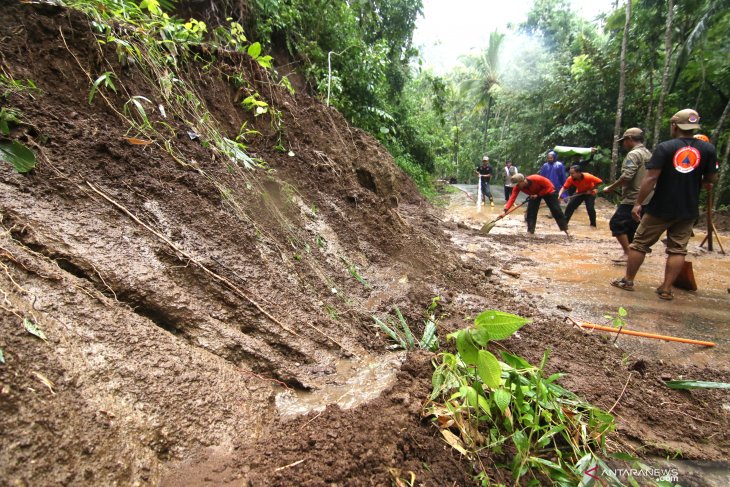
[558,166,602,227]
[566,147,598,196]
[476,156,495,207]
[503,159,519,201]
[539,150,567,194]
[611,109,718,300]
[602,128,653,262]
[502,174,569,236]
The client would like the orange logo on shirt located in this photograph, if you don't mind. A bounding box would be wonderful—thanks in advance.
[673,146,701,174]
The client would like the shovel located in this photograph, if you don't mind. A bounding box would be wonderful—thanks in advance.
[480,199,528,234]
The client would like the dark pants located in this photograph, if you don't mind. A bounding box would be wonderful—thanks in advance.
[480,179,493,201]
[525,192,568,233]
[564,194,596,226]
[504,186,512,201]
[610,204,641,242]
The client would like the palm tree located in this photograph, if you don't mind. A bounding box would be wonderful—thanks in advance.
[458,31,505,147]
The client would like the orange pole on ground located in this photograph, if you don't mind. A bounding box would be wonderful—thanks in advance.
[576,322,716,347]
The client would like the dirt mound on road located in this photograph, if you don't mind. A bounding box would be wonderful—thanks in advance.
[1,2,728,486]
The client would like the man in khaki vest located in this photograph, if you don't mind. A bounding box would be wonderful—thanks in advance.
[603,127,652,262]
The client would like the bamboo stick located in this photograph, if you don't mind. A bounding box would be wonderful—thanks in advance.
[576,321,716,347]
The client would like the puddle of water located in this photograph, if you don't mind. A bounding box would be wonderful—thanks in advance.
[275,352,405,417]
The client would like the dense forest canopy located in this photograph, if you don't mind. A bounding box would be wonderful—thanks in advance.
[239,0,729,206]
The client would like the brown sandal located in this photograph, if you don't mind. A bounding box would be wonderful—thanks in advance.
[611,278,634,291]
[655,288,674,301]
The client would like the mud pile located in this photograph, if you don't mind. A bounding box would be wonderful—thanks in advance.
[1,2,728,486]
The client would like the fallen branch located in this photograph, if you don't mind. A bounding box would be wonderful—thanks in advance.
[500,268,521,279]
[608,373,632,414]
[274,459,305,472]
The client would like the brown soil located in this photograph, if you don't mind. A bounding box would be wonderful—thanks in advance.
[1,2,728,486]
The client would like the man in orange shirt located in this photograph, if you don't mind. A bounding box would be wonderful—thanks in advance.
[558,166,603,227]
[502,174,569,236]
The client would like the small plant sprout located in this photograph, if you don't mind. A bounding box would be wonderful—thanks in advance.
[88,72,117,104]
[604,306,628,345]
[373,305,438,351]
[123,95,153,128]
[241,93,269,116]
[0,107,22,135]
[604,306,628,328]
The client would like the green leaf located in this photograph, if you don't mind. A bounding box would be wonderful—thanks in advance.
[500,351,531,370]
[23,318,47,341]
[0,346,5,364]
[618,307,627,317]
[420,320,437,350]
[536,424,565,447]
[0,141,36,173]
[610,452,639,462]
[247,42,262,59]
[469,327,491,346]
[477,350,502,389]
[493,387,511,414]
[665,380,730,390]
[461,385,479,409]
[455,330,479,365]
[474,310,530,340]
[256,55,273,68]
[394,306,414,348]
[477,394,491,416]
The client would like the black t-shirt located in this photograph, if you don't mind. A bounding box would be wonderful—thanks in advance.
[645,138,717,220]
[477,165,493,178]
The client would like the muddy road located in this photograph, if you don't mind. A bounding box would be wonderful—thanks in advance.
[448,185,730,369]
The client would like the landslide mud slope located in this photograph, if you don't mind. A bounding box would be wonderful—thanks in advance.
[0,3,474,484]
[1,3,729,486]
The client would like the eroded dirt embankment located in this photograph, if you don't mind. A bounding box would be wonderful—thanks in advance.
[1,2,729,486]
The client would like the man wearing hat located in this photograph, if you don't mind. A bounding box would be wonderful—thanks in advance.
[502,173,569,236]
[611,109,718,300]
[475,156,495,206]
[602,127,653,262]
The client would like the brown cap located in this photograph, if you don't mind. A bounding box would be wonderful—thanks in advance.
[671,109,701,130]
[617,127,643,142]
[511,173,525,184]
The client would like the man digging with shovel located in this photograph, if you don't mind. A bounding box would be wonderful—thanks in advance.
[496,174,570,237]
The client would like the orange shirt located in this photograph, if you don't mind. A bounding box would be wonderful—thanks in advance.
[562,173,602,195]
[505,175,555,210]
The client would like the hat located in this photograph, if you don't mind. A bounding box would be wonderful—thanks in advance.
[511,173,525,184]
[617,127,643,142]
[671,109,701,130]
[482,156,490,162]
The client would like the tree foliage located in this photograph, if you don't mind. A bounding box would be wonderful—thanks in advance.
[397,0,729,203]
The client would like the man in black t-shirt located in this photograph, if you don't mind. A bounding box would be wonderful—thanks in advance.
[611,109,718,300]
[475,156,494,206]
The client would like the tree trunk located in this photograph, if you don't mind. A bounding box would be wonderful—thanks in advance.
[716,134,730,208]
[651,0,675,149]
[644,69,654,131]
[610,0,631,182]
[710,97,730,145]
[482,95,493,147]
